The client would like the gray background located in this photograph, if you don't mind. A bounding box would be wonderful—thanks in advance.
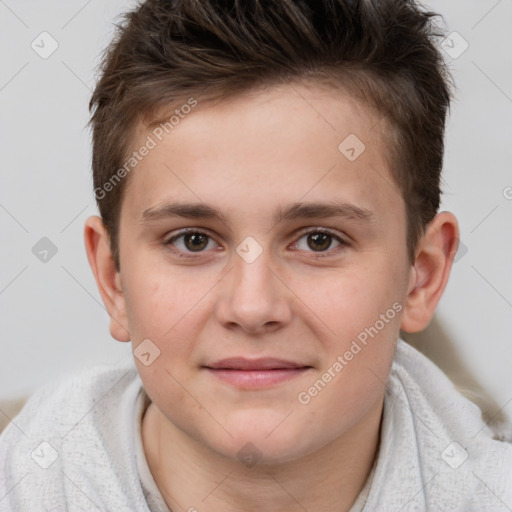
[0,1,511,426]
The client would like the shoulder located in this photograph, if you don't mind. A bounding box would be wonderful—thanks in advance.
[1,356,139,441]
[379,339,512,510]
[0,357,147,511]
[391,339,511,442]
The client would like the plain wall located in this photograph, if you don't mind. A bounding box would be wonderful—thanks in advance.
[1,1,511,426]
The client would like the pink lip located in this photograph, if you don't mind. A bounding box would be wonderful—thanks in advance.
[203,358,312,389]
[206,357,308,370]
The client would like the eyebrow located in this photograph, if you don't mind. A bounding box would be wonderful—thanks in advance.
[141,200,376,226]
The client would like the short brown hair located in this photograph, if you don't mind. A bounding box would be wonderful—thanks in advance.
[88,0,452,271]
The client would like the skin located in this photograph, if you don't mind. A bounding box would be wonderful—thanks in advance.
[84,81,459,511]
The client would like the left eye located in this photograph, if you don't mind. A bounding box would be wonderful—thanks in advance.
[293,229,346,253]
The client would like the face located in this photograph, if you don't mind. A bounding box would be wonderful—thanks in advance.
[115,82,413,463]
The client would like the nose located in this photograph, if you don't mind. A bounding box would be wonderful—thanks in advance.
[214,247,293,335]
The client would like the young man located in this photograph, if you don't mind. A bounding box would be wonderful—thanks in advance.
[1,0,511,510]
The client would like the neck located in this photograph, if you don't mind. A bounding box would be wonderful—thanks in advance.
[141,399,382,512]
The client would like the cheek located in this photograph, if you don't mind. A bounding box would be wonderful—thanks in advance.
[295,302,398,440]
[298,354,390,444]
[123,265,217,385]
[290,260,403,338]
[288,259,404,405]
[126,271,206,413]
[123,264,208,339]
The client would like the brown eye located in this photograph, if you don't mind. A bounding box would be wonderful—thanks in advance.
[183,233,209,251]
[307,232,333,251]
[293,228,348,256]
[165,230,217,256]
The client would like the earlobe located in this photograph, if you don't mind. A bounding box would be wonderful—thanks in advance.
[84,216,131,342]
[400,211,460,333]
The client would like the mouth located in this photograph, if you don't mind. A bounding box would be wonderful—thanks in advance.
[203,358,313,389]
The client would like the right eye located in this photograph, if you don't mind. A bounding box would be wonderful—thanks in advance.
[164,229,220,258]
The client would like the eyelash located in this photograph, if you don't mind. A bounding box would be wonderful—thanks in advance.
[163,227,350,260]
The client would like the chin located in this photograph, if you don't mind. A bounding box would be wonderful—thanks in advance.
[207,413,317,466]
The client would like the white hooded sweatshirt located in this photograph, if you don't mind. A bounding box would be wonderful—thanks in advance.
[1,338,511,511]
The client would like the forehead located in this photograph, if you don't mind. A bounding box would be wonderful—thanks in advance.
[122,82,403,230]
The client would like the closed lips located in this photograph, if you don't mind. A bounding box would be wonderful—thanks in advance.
[204,358,312,370]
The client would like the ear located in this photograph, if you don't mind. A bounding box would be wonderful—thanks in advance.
[400,211,460,333]
[84,215,131,342]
